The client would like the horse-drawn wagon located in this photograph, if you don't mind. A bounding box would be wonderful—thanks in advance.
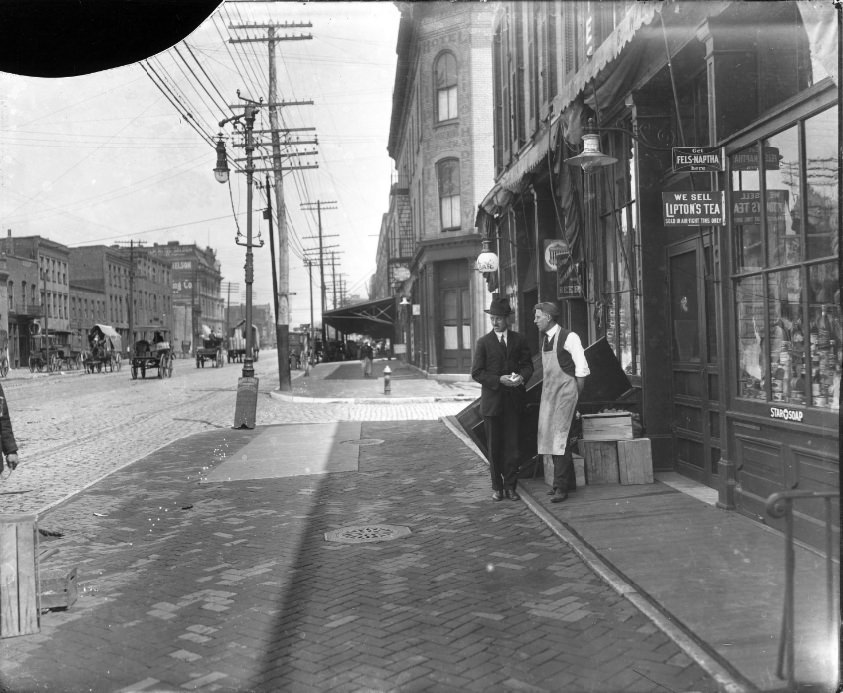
[227,320,260,363]
[195,326,225,368]
[84,324,122,373]
[131,330,174,380]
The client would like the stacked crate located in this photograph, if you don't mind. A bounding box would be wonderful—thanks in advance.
[579,412,653,485]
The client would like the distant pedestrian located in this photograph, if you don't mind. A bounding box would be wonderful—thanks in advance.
[0,381,20,478]
[471,296,533,501]
[534,302,589,503]
[360,341,374,377]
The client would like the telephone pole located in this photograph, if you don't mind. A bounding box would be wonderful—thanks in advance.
[230,21,316,393]
[301,200,337,344]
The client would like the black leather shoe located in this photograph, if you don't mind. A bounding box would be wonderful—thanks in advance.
[507,489,521,501]
[492,490,503,501]
[546,487,556,496]
[550,490,568,503]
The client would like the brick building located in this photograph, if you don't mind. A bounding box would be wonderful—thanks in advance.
[381,1,496,374]
[146,242,224,354]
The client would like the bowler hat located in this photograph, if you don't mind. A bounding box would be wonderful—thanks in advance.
[485,296,512,316]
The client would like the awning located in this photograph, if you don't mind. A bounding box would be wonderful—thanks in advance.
[323,297,396,340]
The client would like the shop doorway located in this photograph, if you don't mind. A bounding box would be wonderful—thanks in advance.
[667,237,721,487]
[438,260,472,373]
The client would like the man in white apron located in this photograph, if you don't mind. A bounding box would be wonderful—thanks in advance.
[534,302,589,503]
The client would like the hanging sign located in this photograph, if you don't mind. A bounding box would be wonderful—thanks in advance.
[672,147,723,172]
[556,254,584,300]
[662,191,725,226]
[544,239,569,271]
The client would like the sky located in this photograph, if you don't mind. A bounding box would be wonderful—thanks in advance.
[0,1,401,329]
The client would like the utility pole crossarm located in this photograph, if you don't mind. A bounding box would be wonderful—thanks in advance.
[230,35,312,43]
[226,101,313,109]
[229,21,313,29]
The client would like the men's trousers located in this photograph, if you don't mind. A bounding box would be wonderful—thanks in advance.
[552,448,577,492]
[483,394,521,491]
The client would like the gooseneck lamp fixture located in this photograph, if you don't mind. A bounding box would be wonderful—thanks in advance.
[565,119,618,173]
[213,134,230,184]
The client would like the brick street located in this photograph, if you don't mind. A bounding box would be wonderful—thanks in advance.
[0,373,718,692]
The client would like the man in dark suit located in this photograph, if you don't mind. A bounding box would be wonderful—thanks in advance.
[471,296,534,501]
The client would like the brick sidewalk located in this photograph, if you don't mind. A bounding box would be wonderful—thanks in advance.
[0,421,718,693]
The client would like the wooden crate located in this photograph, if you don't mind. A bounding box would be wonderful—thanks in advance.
[617,439,654,485]
[581,412,633,441]
[39,567,78,611]
[0,514,40,637]
[542,454,586,488]
[581,441,619,484]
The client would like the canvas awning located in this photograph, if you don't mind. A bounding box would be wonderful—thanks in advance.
[322,297,396,340]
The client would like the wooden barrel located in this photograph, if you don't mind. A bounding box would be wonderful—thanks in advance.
[0,513,40,637]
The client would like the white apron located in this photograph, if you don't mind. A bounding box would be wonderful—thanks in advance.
[537,333,578,455]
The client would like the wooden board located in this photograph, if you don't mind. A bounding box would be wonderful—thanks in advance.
[581,412,633,441]
[617,438,654,485]
[581,441,619,484]
[0,514,40,637]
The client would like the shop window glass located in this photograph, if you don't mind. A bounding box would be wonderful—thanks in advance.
[767,269,806,406]
[730,145,762,272]
[731,104,839,411]
[736,275,766,400]
[764,126,802,266]
[804,106,838,259]
[807,262,841,410]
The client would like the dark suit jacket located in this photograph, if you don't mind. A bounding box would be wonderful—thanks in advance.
[471,329,534,417]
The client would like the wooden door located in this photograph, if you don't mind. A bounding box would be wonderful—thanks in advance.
[667,238,721,487]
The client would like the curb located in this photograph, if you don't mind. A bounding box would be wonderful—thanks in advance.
[440,415,756,693]
[268,390,476,405]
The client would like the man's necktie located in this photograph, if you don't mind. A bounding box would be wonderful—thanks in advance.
[500,334,507,352]
[543,334,553,352]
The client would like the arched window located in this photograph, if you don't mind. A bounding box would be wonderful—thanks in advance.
[437,158,461,231]
[434,52,458,122]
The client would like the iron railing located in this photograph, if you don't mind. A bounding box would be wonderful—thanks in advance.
[765,489,839,690]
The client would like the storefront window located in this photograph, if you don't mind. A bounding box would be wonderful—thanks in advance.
[599,134,640,376]
[731,145,762,272]
[808,262,841,409]
[804,107,838,259]
[731,104,839,411]
[764,126,801,266]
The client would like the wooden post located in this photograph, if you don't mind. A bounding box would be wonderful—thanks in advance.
[0,514,40,637]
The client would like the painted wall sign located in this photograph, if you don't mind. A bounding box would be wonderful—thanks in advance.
[770,406,804,423]
[544,239,569,271]
[662,191,725,226]
[672,147,723,172]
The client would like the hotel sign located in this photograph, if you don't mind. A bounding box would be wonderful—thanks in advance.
[662,191,725,226]
[672,147,723,172]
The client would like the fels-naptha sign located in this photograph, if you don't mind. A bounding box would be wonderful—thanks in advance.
[662,191,725,226]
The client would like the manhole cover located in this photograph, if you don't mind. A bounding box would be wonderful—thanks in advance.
[325,524,411,544]
[341,438,384,446]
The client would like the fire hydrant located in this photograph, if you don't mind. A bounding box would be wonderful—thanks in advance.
[383,365,391,395]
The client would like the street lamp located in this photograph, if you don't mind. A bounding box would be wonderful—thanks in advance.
[213,134,230,184]
[215,93,264,429]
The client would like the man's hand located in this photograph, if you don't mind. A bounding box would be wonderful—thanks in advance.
[499,373,523,387]
[5,453,18,471]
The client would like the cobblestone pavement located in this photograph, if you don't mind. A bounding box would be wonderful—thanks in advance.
[0,356,465,516]
[0,420,719,693]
